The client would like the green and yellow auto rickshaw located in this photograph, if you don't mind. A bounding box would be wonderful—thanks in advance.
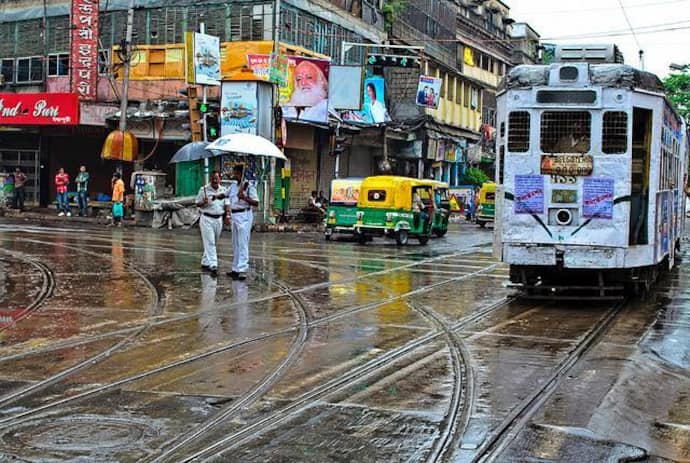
[355,176,434,246]
[325,177,363,240]
[476,182,496,228]
[426,180,450,237]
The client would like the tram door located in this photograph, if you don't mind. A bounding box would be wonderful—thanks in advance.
[630,107,652,245]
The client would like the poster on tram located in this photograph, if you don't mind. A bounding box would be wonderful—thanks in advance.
[514,175,544,214]
[582,177,614,219]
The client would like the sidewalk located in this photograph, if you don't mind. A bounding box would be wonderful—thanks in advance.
[0,207,324,233]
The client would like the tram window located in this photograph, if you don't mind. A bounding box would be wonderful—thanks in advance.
[540,111,591,153]
[507,112,530,152]
[602,112,628,154]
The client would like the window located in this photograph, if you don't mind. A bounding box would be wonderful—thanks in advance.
[463,83,470,108]
[1,58,14,83]
[367,190,386,201]
[47,53,69,76]
[507,112,530,152]
[98,49,111,75]
[15,56,43,83]
[602,112,628,153]
[470,87,479,110]
[541,111,591,153]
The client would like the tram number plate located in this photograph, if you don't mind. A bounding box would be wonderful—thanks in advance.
[541,154,593,176]
[550,175,577,184]
[552,189,577,203]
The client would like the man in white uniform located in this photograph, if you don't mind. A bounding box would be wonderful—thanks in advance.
[196,171,226,276]
[225,165,259,281]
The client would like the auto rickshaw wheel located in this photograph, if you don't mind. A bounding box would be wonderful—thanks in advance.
[477,220,486,228]
[358,233,368,245]
[325,230,332,241]
[418,234,430,245]
[434,229,447,237]
[395,230,409,246]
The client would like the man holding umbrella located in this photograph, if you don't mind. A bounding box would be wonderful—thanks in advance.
[224,164,258,281]
[196,170,226,276]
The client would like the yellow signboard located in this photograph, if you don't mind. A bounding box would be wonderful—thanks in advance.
[540,154,594,176]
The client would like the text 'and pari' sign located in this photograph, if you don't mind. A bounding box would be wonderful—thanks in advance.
[0,93,79,125]
[70,0,99,101]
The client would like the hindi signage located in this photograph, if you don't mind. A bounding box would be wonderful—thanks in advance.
[0,93,79,125]
[70,0,99,101]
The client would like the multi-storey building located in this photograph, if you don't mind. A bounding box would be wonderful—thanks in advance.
[510,22,541,65]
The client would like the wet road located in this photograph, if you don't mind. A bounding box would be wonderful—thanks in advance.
[0,221,688,462]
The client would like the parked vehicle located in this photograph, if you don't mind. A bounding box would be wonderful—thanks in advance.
[355,176,434,246]
[325,178,363,240]
[476,182,496,228]
[421,180,450,237]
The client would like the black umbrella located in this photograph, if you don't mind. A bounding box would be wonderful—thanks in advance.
[169,141,219,163]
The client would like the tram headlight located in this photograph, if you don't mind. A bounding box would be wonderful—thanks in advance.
[556,209,573,226]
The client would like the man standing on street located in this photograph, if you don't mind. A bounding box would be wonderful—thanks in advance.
[196,171,226,276]
[225,164,258,281]
[55,168,71,217]
[111,172,125,227]
[13,167,26,211]
[75,165,90,217]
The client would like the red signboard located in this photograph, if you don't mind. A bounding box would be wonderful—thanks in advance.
[70,0,99,101]
[0,93,79,125]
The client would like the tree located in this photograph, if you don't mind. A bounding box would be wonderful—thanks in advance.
[663,71,690,123]
[462,167,490,187]
[382,0,409,33]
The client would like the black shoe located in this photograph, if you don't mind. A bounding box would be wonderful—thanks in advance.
[238,273,247,281]
[227,271,240,280]
[201,264,211,271]
[210,267,218,277]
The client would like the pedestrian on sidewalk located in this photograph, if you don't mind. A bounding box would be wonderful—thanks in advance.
[196,171,226,276]
[110,172,125,227]
[225,164,258,281]
[55,168,71,217]
[13,167,26,211]
[75,165,90,217]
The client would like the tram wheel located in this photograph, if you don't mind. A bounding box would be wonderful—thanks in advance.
[396,230,409,246]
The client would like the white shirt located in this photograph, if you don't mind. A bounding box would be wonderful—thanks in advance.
[196,184,226,216]
[368,100,388,123]
[225,180,259,211]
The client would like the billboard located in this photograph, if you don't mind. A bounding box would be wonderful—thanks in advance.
[416,75,442,109]
[247,54,330,123]
[185,32,221,85]
[328,65,364,110]
[0,93,79,125]
[220,82,258,136]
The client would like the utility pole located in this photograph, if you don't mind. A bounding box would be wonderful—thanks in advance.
[199,20,210,185]
[118,0,135,174]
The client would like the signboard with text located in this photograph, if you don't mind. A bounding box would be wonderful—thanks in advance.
[540,154,593,176]
[0,93,79,125]
[70,0,99,101]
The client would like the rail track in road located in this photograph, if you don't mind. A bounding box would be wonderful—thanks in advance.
[469,298,628,463]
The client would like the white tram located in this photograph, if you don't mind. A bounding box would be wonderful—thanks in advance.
[495,45,689,297]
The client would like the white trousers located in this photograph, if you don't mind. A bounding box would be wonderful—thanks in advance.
[200,215,223,268]
[231,210,253,273]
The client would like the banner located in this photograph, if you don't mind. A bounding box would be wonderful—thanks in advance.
[0,93,79,125]
[70,0,99,101]
[247,54,330,123]
[328,65,364,111]
[220,82,258,136]
[582,177,614,219]
[416,75,442,109]
[514,175,544,214]
[269,53,289,87]
[185,32,221,85]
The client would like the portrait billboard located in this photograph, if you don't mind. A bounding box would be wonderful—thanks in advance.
[416,75,442,109]
[341,76,390,124]
[185,32,221,85]
[220,82,258,136]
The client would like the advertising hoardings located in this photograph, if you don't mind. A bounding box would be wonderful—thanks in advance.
[0,93,79,125]
[514,175,544,214]
[582,177,614,219]
[340,76,390,124]
[70,0,99,101]
[416,75,442,109]
[328,66,364,111]
[185,32,221,85]
[220,82,258,136]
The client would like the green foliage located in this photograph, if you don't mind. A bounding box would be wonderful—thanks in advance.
[664,72,690,122]
[382,0,409,33]
[462,167,490,187]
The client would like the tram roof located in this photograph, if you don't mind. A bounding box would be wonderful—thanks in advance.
[499,64,664,93]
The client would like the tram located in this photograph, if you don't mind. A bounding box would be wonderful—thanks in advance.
[494,44,689,297]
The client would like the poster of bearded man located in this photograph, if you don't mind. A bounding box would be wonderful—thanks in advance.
[281,57,330,123]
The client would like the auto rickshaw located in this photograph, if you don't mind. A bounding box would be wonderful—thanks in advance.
[427,180,450,237]
[476,182,496,228]
[355,176,434,246]
[324,177,363,240]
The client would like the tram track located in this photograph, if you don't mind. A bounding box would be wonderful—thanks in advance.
[468,298,628,463]
[172,295,524,463]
